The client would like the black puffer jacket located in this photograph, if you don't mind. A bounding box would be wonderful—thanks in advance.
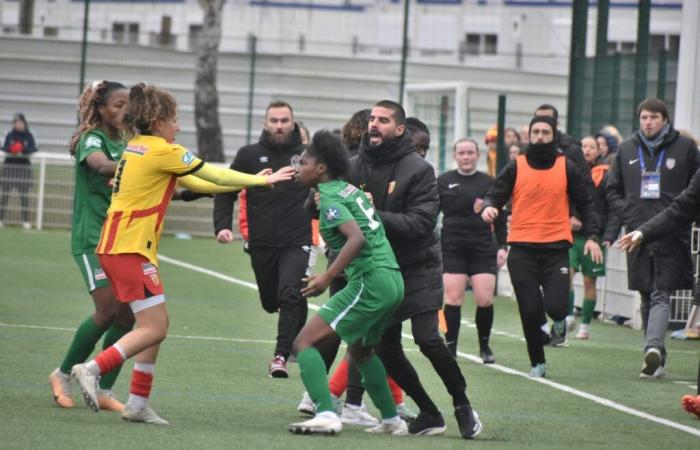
[213,126,311,247]
[347,133,442,321]
[606,128,700,291]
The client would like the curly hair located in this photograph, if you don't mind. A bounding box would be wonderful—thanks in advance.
[306,130,350,179]
[341,109,370,152]
[125,83,178,136]
[69,80,127,156]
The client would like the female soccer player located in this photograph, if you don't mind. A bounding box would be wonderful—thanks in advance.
[288,130,408,436]
[71,83,294,425]
[49,81,134,412]
[438,138,507,363]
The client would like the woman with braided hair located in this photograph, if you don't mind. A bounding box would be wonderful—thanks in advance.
[49,80,135,412]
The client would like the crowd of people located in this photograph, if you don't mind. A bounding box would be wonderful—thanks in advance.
[24,81,699,435]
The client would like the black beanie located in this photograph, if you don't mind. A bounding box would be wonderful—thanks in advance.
[529,115,557,135]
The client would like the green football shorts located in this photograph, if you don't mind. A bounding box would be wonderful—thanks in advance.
[317,267,404,347]
[569,234,606,277]
[73,252,111,293]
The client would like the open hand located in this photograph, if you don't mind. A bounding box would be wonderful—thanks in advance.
[301,273,331,297]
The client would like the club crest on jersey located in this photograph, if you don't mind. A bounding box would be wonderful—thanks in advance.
[94,267,107,281]
[666,158,675,170]
[142,263,158,276]
[260,156,269,163]
[388,181,396,194]
[182,151,196,165]
[325,207,340,222]
[85,135,102,149]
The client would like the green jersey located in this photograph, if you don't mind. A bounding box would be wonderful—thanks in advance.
[71,129,125,255]
[318,180,399,279]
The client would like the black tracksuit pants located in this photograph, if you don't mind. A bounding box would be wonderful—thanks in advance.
[507,245,569,366]
[249,245,309,358]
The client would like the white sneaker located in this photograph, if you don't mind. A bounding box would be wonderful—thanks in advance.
[71,364,99,412]
[365,417,409,436]
[122,404,169,425]
[341,403,379,426]
[288,412,343,435]
[297,391,315,416]
[22,222,31,230]
[566,315,577,334]
[640,348,663,379]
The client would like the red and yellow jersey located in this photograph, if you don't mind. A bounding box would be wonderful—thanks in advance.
[97,135,204,265]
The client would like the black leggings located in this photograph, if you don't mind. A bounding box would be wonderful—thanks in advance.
[507,246,569,366]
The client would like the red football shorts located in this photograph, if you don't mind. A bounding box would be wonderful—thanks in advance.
[98,253,164,303]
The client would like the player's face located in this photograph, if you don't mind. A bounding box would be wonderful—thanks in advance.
[639,109,667,138]
[581,137,599,164]
[504,129,519,147]
[295,150,321,188]
[368,106,404,147]
[157,115,180,144]
[454,140,479,173]
[412,131,430,159]
[99,89,129,132]
[264,107,294,145]
[530,123,554,144]
[596,136,609,157]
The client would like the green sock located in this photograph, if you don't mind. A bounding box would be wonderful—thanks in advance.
[357,354,397,420]
[568,290,575,316]
[98,323,132,390]
[582,298,596,325]
[59,316,106,374]
[298,347,334,413]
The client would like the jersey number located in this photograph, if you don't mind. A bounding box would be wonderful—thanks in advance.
[356,197,380,231]
[113,159,126,194]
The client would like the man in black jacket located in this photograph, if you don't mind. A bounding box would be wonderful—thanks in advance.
[213,101,311,378]
[346,100,482,439]
[606,98,700,379]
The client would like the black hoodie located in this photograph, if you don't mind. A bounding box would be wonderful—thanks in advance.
[213,126,311,247]
[347,132,443,320]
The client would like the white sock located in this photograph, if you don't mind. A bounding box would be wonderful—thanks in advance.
[85,360,101,375]
[383,415,401,424]
[113,343,127,360]
[127,394,148,411]
[316,410,339,419]
[134,362,155,374]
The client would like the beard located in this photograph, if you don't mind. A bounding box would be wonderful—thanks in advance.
[368,128,386,147]
[269,130,292,145]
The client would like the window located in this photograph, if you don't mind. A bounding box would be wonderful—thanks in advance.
[484,34,498,55]
[112,22,139,44]
[189,24,203,50]
[466,34,480,56]
[464,33,497,57]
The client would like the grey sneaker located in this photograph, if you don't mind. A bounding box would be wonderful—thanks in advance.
[529,363,547,378]
[122,404,169,425]
[71,364,99,412]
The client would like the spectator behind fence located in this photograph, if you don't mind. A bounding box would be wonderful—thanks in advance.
[606,97,700,379]
[0,113,37,229]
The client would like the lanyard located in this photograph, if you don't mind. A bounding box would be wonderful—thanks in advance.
[638,145,665,173]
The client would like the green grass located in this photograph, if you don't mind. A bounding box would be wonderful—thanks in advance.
[1,227,699,449]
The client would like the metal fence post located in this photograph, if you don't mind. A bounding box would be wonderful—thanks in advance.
[438,95,448,174]
[36,156,46,231]
[245,34,257,146]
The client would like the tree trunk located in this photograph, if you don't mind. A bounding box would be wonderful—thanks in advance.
[194,0,225,162]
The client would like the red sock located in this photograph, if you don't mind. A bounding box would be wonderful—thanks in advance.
[130,370,154,398]
[387,376,403,404]
[94,346,125,374]
[328,358,349,397]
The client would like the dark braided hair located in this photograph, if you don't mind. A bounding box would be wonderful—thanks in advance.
[69,80,127,156]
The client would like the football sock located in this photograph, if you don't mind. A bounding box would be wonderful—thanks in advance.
[475,305,494,349]
[387,376,403,405]
[553,319,566,336]
[444,304,461,354]
[357,355,397,420]
[568,290,576,316]
[98,323,132,390]
[126,363,154,410]
[59,316,106,374]
[89,343,126,375]
[298,347,334,413]
[328,358,349,397]
[582,298,596,325]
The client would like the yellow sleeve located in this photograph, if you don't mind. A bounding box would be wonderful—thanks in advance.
[177,175,244,194]
[191,162,268,188]
[159,144,204,175]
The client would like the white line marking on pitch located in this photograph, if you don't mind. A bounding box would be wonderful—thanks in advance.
[157,253,700,438]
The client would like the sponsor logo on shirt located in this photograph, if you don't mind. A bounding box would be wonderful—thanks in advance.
[666,158,675,170]
[560,267,569,275]
[448,183,460,189]
[182,151,196,165]
[628,158,639,165]
[325,207,340,222]
[85,135,102,149]
[260,156,269,163]
[94,267,107,281]
[337,184,358,198]
[126,145,148,155]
